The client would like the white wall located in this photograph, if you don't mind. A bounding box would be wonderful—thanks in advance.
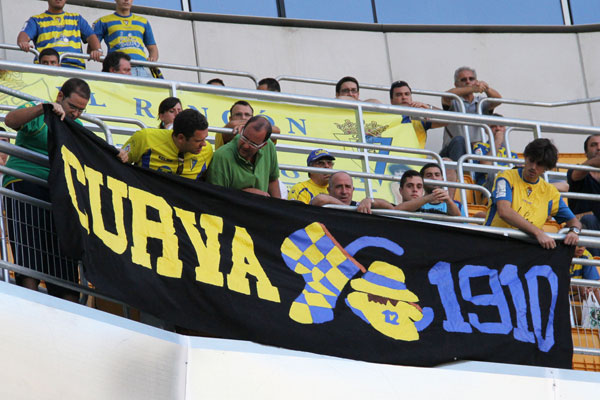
[2,0,599,153]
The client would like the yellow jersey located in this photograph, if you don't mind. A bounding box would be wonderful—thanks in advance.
[122,128,213,180]
[485,168,574,229]
[289,179,328,204]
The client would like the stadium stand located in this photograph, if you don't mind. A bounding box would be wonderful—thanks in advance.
[0,2,599,395]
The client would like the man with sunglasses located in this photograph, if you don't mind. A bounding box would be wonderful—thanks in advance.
[440,66,502,161]
[288,149,335,204]
[118,109,213,180]
[207,116,281,198]
[3,77,90,302]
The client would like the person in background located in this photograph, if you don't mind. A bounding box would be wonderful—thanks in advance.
[101,51,132,75]
[288,149,335,204]
[92,0,158,77]
[207,78,225,86]
[38,48,60,66]
[157,97,182,129]
[18,0,102,68]
[257,78,281,92]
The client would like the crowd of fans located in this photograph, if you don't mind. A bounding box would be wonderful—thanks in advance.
[2,1,599,306]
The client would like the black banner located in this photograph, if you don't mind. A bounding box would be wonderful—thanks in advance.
[46,108,573,368]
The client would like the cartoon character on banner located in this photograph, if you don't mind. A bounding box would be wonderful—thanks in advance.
[280,222,433,341]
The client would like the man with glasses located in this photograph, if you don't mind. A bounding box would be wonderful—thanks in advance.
[288,149,335,204]
[440,66,502,161]
[335,76,360,100]
[2,77,90,302]
[207,116,281,198]
[118,109,213,180]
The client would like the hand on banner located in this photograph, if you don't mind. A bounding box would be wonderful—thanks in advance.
[357,198,374,214]
[242,187,270,196]
[117,149,129,163]
[50,102,67,121]
[535,230,556,249]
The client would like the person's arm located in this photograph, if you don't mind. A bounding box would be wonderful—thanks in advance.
[117,149,129,163]
[569,155,600,182]
[479,81,502,111]
[395,192,437,211]
[409,102,447,129]
[268,179,281,199]
[356,198,394,214]
[242,187,269,196]
[17,31,33,52]
[147,44,159,62]
[429,188,461,216]
[442,86,477,107]
[310,194,345,207]
[5,103,69,129]
[222,120,246,145]
[87,34,102,61]
[496,199,556,249]
[563,217,582,246]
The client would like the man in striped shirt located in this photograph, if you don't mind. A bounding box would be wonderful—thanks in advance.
[92,0,159,77]
[17,0,102,69]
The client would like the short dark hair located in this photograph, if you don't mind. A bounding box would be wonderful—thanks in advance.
[172,109,208,139]
[60,78,90,100]
[245,115,272,142]
[584,134,600,152]
[419,163,442,177]
[389,80,411,100]
[335,76,359,95]
[523,138,558,170]
[207,78,224,86]
[258,78,281,92]
[102,51,131,73]
[400,169,421,188]
[39,48,59,62]
[230,100,253,116]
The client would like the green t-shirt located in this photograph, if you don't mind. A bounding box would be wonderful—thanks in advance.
[207,136,279,192]
[3,102,82,187]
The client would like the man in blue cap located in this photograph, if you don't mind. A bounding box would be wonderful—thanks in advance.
[288,149,336,204]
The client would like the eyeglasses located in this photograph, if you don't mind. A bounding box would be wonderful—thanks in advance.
[66,101,86,114]
[340,88,359,95]
[240,133,265,149]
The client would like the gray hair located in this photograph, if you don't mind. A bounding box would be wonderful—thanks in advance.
[454,66,477,85]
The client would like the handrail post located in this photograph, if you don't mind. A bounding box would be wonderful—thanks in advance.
[355,104,374,198]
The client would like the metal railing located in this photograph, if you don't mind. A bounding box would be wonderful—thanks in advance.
[58,52,259,85]
[0,43,39,57]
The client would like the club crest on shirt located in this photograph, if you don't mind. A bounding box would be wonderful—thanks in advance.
[526,186,532,196]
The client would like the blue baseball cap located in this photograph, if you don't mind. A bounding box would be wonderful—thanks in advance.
[307,149,335,166]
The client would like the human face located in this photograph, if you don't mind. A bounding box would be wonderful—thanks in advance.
[309,158,334,186]
[237,122,267,162]
[422,166,443,193]
[400,176,424,200]
[574,246,586,258]
[57,92,89,119]
[257,84,269,91]
[115,0,133,13]
[112,59,132,75]
[489,124,506,147]
[585,135,600,160]
[47,0,66,13]
[159,102,182,128]
[40,55,59,66]
[328,173,354,205]
[338,81,359,100]
[230,104,253,122]
[522,157,547,183]
[391,86,412,106]
[455,69,476,88]
[176,129,208,154]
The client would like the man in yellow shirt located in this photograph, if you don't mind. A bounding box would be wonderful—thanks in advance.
[288,149,335,204]
[118,109,212,180]
[485,138,581,249]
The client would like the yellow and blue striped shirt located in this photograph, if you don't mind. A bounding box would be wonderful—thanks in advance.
[93,13,156,61]
[22,11,95,69]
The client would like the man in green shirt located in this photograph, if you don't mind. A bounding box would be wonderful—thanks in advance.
[3,77,90,302]
[207,116,281,198]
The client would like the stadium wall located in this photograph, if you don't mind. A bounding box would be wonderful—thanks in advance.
[1,0,599,154]
[1,281,599,399]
